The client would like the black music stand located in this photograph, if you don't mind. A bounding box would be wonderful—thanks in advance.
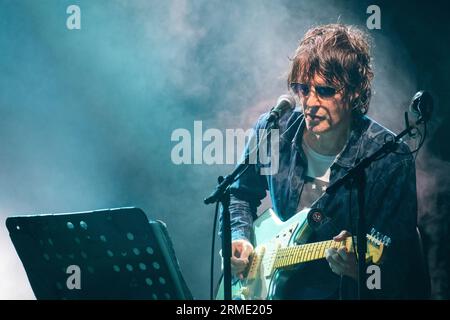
[6,207,193,300]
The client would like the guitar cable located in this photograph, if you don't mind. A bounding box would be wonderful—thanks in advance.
[210,201,220,300]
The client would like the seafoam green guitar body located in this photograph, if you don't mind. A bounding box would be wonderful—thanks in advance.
[216,207,313,300]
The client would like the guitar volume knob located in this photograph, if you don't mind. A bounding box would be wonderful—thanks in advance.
[240,287,250,298]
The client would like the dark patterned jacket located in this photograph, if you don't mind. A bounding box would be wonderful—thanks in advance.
[226,109,430,299]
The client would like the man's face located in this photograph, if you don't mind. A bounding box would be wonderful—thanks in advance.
[296,74,352,135]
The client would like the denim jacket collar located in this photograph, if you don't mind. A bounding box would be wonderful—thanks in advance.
[290,113,368,169]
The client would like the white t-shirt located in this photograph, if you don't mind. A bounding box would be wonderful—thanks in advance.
[302,139,337,183]
[296,139,338,210]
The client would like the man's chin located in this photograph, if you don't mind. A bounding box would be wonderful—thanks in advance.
[306,122,330,135]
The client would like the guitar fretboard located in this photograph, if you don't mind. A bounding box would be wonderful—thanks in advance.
[273,240,347,269]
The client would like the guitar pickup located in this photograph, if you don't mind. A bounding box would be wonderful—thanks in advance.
[246,246,266,281]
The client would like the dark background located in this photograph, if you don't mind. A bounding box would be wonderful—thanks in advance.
[380,0,450,299]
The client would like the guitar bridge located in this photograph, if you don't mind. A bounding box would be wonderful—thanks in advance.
[246,246,265,281]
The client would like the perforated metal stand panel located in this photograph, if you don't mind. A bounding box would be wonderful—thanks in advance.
[6,207,193,300]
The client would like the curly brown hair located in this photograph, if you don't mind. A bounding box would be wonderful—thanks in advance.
[288,24,374,115]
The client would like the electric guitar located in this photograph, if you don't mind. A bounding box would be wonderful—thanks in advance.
[216,207,390,300]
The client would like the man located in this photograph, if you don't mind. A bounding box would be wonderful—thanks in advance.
[226,24,429,299]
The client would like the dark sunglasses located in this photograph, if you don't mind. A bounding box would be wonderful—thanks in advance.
[290,83,342,98]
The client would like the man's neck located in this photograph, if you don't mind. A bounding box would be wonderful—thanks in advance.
[304,121,351,156]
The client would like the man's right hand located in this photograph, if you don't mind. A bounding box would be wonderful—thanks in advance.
[231,239,254,280]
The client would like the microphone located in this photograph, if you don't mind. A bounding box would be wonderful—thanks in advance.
[409,90,433,122]
[267,94,296,123]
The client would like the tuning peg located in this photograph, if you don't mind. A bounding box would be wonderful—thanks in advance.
[370,228,375,235]
[375,232,381,240]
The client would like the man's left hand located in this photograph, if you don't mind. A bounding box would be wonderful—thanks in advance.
[325,230,358,280]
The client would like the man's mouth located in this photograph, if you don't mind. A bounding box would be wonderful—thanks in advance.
[305,113,326,121]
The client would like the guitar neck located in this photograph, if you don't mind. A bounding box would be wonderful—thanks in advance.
[272,239,348,269]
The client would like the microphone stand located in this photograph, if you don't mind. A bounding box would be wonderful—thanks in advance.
[326,112,428,299]
[204,119,278,300]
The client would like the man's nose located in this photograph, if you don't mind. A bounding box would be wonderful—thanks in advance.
[305,87,320,107]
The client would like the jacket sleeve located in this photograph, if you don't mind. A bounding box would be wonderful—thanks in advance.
[365,155,428,299]
[218,115,269,243]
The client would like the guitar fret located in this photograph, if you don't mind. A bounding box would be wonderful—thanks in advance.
[300,245,307,263]
[298,246,305,263]
[275,251,281,268]
[323,241,330,257]
[294,245,300,264]
[293,247,299,264]
[310,243,316,260]
[317,242,324,259]
[318,242,324,259]
[273,251,279,269]
[327,241,334,255]
[278,250,284,268]
[308,243,314,261]
[303,245,309,262]
[322,241,330,257]
[313,243,318,260]
[284,248,288,266]
[319,242,327,258]
[300,246,306,263]
[307,243,313,261]
[300,246,305,263]
[283,247,289,266]
[287,248,291,266]
[314,242,321,259]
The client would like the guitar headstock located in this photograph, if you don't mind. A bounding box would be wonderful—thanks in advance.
[366,228,391,264]
[343,228,391,265]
